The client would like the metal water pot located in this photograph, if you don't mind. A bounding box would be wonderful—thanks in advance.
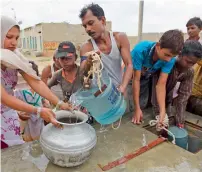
[40,110,97,167]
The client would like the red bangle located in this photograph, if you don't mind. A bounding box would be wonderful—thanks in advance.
[177,124,184,128]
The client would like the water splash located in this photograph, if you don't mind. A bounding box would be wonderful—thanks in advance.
[29,140,43,158]
[21,143,31,160]
[69,93,83,123]
[99,125,109,133]
[142,133,147,147]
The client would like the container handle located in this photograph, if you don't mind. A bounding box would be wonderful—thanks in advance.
[112,116,122,130]
[111,90,124,130]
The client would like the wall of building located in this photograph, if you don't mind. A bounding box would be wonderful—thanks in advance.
[41,21,112,56]
[128,33,163,49]
[20,24,43,52]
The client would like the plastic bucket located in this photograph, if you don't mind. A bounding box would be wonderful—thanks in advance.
[71,70,127,125]
[168,126,188,149]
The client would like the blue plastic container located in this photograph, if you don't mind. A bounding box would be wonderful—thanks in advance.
[168,126,188,150]
[71,69,127,125]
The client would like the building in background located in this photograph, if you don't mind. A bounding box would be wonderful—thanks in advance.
[19,21,112,56]
[19,21,202,57]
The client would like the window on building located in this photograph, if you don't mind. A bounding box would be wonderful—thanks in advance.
[40,36,42,51]
[19,38,22,48]
[35,37,37,50]
[30,36,32,49]
[32,37,34,50]
[27,38,29,49]
[23,38,26,48]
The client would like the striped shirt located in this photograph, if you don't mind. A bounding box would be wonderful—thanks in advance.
[152,64,194,124]
[192,63,202,98]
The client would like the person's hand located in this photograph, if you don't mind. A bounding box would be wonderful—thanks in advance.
[156,122,164,130]
[177,123,184,128]
[159,112,166,124]
[157,112,167,130]
[85,51,101,71]
[42,99,51,108]
[18,112,30,121]
[117,85,126,94]
[132,108,143,124]
[86,54,93,68]
[39,108,61,128]
[59,102,74,111]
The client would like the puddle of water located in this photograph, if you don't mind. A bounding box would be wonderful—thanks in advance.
[142,133,147,146]
[29,140,43,158]
[1,141,50,172]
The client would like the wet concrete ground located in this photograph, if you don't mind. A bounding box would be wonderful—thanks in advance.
[1,110,202,172]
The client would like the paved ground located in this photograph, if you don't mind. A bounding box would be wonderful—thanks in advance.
[2,110,202,172]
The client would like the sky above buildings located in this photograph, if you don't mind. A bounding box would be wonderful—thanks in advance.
[1,0,202,36]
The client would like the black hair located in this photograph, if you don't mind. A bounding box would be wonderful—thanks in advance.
[14,25,20,30]
[159,29,184,54]
[75,53,78,60]
[182,40,202,59]
[186,17,202,29]
[79,3,105,19]
[29,61,39,76]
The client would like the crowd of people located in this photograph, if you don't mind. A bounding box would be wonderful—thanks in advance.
[1,3,202,149]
